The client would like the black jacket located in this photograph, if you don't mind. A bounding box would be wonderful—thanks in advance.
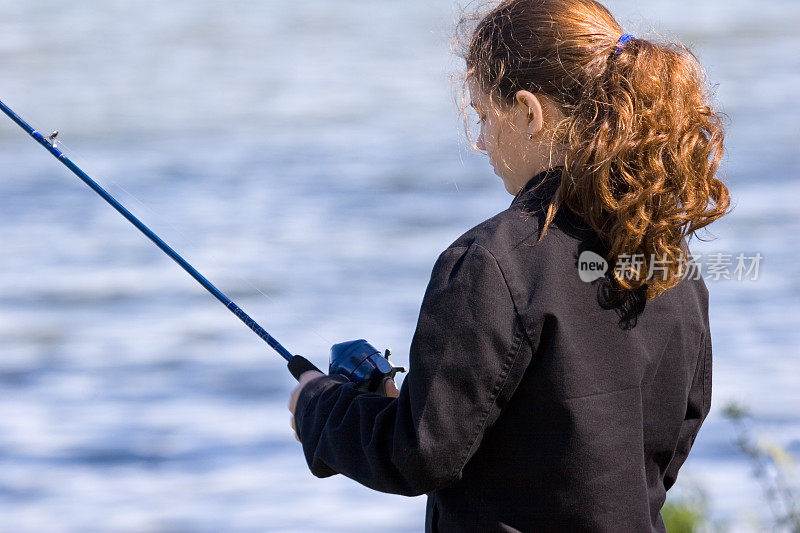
[294,166,712,532]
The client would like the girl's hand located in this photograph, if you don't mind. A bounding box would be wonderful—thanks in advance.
[288,372,400,441]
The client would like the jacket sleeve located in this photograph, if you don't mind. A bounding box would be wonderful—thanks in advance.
[663,327,713,491]
[293,243,529,496]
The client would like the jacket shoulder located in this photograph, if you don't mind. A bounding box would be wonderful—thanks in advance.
[445,204,548,258]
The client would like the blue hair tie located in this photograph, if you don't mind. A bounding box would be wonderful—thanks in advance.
[611,33,635,57]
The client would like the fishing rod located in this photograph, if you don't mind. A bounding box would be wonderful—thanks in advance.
[0,98,404,392]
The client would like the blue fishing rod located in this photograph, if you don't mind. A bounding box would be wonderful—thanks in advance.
[0,98,404,392]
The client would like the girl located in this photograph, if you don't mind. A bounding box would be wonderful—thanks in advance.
[288,0,730,530]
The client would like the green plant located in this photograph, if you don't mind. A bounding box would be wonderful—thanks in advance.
[722,400,800,532]
[662,499,706,532]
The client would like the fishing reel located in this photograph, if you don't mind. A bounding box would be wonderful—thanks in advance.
[288,339,406,394]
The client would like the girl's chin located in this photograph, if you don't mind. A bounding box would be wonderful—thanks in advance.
[490,166,515,195]
[498,177,515,195]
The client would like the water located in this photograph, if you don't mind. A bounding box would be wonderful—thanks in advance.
[0,0,798,531]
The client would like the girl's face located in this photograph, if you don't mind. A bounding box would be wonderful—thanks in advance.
[468,76,567,195]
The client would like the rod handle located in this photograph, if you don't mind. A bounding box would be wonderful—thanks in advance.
[287,355,323,381]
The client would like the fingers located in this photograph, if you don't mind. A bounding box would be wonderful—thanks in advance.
[288,384,300,415]
[288,386,303,441]
[291,415,300,442]
[288,372,397,441]
[288,370,324,441]
[383,378,400,398]
[298,370,324,384]
[288,370,324,415]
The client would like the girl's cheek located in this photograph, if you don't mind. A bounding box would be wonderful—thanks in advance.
[486,122,499,155]
[482,122,493,150]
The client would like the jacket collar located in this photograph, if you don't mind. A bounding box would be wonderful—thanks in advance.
[510,165,565,209]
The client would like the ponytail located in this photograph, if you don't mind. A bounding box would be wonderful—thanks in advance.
[458,0,731,299]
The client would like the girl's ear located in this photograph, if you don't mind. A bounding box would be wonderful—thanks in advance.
[515,90,544,138]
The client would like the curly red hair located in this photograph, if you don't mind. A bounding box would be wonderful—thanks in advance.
[456,0,731,299]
